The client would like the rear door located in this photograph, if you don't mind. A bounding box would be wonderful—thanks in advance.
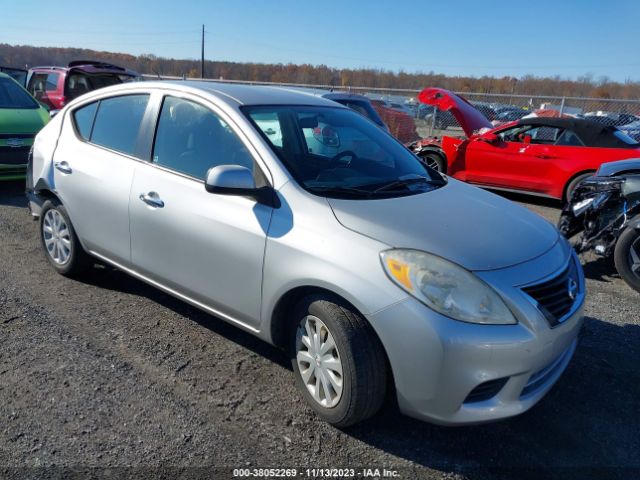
[129,94,273,328]
[52,93,151,265]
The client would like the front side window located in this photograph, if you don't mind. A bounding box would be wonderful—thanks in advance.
[245,105,445,199]
[152,96,255,180]
[0,77,38,109]
[498,124,563,144]
[91,94,149,156]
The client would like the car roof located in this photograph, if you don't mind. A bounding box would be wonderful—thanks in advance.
[98,80,348,108]
[516,116,639,148]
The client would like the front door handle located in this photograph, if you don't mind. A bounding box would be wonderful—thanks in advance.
[139,192,165,208]
[534,153,553,159]
[54,161,72,174]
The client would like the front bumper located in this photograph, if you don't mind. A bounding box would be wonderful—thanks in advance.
[366,242,584,425]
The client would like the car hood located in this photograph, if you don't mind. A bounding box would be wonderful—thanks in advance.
[0,107,49,134]
[327,179,559,271]
[418,87,493,137]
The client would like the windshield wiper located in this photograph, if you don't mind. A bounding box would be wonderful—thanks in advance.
[306,185,373,197]
[370,176,437,194]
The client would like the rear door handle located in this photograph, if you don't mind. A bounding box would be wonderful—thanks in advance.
[139,192,164,208]
[54,161,72,174]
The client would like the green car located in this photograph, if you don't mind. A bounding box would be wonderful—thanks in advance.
[0,72,49,181]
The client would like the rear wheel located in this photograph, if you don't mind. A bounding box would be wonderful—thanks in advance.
[40,199,90,277]
[290,295,387,427]
[614,225,640,293]
[420,152,447,173]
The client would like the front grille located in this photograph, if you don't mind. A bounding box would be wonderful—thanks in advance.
[463,377,508,404]
[0,146,31,165]
[522,260,580,327]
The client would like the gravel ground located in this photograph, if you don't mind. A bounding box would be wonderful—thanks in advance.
[0,181,638,480]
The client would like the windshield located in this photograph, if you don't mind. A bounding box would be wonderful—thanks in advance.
[244,105,444,199]
[0,77,39,109]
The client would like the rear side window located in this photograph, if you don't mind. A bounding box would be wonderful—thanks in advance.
[152,96,254,180]
[90,94,149,156]
[28,73,59,93]
[73,101,98,140]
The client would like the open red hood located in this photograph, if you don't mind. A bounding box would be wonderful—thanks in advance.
[418,87,493,137]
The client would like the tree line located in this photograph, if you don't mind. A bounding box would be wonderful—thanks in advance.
[1,43,638,99]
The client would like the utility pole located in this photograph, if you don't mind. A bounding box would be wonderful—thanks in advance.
[201,24,205,79]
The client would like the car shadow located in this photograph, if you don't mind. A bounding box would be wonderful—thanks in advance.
[343,315,640,478]
[76,263,639,478]
[490,189,562,209]
[78,263,291,371]
[0,180,28,207]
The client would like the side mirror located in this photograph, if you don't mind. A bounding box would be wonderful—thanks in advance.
[204,165,279,208]
[205,165,256,195]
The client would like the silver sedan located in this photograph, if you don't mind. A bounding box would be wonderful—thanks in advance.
[27,81,584,426]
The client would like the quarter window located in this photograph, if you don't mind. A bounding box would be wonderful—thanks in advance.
[90,94,149,156]
[152,96,255,180]
[72,101,98,141]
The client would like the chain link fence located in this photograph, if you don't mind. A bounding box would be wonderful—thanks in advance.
[141,74,640,142]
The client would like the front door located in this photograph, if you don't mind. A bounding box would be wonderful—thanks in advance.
[129,95,273,328]
[465,124,562,194]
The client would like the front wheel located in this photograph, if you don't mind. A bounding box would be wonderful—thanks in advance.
[420,152,447,173]
[564,172,594,204]
[614,226,640,293]
[290,295,387,427]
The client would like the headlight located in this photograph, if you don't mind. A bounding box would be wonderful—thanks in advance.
[380,249,516,325]
[572,197,595,216]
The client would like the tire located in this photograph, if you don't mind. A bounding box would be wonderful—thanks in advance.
[421,152,447,173]
[564,172,595,204]
[614,225,640,293]
[289,295,387,427]
[40,199,91,277]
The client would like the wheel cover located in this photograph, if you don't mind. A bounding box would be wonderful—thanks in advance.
[296,315,343,408]
[43,209,72,265]
[628,236,640,277]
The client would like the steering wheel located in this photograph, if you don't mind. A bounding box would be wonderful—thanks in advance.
[330,150,358,167]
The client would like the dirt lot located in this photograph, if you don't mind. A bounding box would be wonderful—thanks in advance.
[0,181,638,480]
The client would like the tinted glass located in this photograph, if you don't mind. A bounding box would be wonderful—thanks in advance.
[334,99,386,127]
[0,77,39,109]
[73,101,99,140]
[91,94,149,156]
[153,96,254,180]
[65,73,129,100]
[555,129,584,146]
[245,106,444,199]
[28,73,59,94]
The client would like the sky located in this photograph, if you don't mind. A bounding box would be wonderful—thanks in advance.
[2,0,640,82]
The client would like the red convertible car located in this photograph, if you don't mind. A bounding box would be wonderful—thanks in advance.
[411,88,640,201]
